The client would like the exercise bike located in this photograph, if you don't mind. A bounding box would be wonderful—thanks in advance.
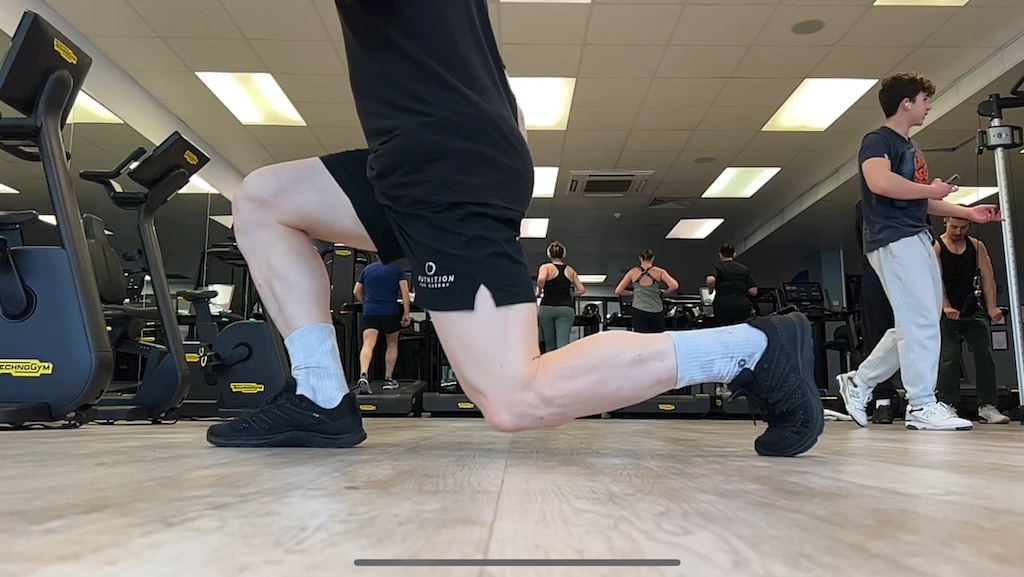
[77,131,210,422]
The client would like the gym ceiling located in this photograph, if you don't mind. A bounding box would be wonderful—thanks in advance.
[1,0,1024,293]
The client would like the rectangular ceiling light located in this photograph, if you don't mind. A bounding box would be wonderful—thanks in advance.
[181,175,220,195]
[0,183,19,194]
[533,167,559,198]
[873,1,969,6]
[666,218,724,240]
[508,77,575,130]
[577,274,607,284]
[944,186,998,206]
[520,217,549,239]
[702,167,781,199]
[763,78,878,132]
[195,72,306,126]
[71,92,123,124]
[210,215,234,229]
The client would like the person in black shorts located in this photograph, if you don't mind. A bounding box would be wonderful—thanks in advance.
[614,249,678,334]
[706,244,757,326]
[353,259,411,393]
[206,0,824,458]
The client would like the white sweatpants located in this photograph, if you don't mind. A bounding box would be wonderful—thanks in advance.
[854,231,941,408]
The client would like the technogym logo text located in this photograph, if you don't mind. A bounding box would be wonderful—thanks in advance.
[418,261,455,290]
[0,360,54,378]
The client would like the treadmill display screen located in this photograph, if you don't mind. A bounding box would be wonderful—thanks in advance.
[783,282,824,304]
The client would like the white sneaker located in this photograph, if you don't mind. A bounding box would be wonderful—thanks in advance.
[978,404,1010,424]
[837,371,868,427]
[905,402,973,431]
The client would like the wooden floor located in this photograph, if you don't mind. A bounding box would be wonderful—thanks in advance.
[1,418,1022,577]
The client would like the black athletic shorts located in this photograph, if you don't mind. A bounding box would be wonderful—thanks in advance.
[360,314,402,335]
[320,149,536,312]
[631,309,666,334]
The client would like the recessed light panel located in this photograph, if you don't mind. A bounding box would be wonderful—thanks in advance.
[520,218,549,239]
[508,78,576,130]
[763,78,878,132]
[666,218,724,240]
[701,167,781,199]
[196,72,306,126]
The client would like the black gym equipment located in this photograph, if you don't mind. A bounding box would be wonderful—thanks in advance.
[77,131,209,422]
[327,246,427,416]
[178,240,289,416]
[0,210,39,248]
[0,11,111,427]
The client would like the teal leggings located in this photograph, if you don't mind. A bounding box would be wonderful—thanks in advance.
[539,305,575,352]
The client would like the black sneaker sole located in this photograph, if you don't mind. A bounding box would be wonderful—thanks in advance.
[755,312,825,458]
[207,427,368,448]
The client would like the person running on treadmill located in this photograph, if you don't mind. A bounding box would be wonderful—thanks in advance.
[353,259,411,393]
[536,241,585,352]
[614,249,678,334]
[854,199,900,424]
[206,0,825,458]
[837,72,1001,431]
[706,244,757,327]
[934,216,1010,424]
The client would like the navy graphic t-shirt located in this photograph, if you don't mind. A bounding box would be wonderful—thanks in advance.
[857,126,931,253]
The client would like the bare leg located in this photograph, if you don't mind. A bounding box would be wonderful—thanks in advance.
[384,332,400,379]
[232,158,376,338]
[359,328,379,377]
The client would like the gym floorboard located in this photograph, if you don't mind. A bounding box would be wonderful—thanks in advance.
[1,420,1019,577]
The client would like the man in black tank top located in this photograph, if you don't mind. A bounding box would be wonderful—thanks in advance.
[207,0,826,458]
[934,217,1010,424]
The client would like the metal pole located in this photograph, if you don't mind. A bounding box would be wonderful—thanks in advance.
[988,117,1024,419]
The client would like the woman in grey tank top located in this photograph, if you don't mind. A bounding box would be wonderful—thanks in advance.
[613,249,679,334]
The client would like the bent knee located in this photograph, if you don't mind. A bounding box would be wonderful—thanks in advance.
[462,370,551,433]
[233,166,285,222]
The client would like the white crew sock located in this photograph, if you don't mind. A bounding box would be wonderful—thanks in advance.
[667,324,768,389]
[284,323,348,409]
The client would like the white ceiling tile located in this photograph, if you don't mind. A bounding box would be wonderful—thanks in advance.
[311,126,368,150]
[572,79,651,107]
[47,0,157,37]
[828,106,885,132]
[502,45,582,77]
[732,148,804,167]
[922,7,1024,48]
[130,71,210,101]
[292,102,362,128]
[713,79,803,109]
[657,46,748,78]
[567,107,639,131]
[221,0,330,41]
[216,145,277,174]
[250,41,346,75]
[633,107,707,131]
[731,46,830,78]
[840,7,956,48]
[616,150,680,173]
[564,130,630,151]
[159,99,263,146]
[275,75,354,104]
[754,5,869,46]
[264,146,329,163]
[644,79,726,108]
[892,47,999,83]
[166,39,267,71]
[579,45,665,79]
[744,132,818,153]
[530,149,563,166]
[671,4,774,46]
[811,46,914,78]
[500,4,590,45]
[698,107,777,132]
[313,0,344,40]
[128,0,242,39]
[805,131,862,158]
[560,150,622,171]
[686,130,757,151]
[91,37,189,72]
[586,4,684,45]
[526,131,567,150]
[624,131,691,152]
[248,126,322,148]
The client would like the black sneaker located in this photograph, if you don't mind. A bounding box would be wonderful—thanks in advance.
[382,378,400,390]
[727,312,825,457]
[207,378,367,448]
[871,404,894,424]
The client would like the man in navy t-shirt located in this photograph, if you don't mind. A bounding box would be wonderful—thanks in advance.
[837,72,1002,432]
[353,261,411,394]
[208,0,827,458]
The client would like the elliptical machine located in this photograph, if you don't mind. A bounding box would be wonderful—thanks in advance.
[77,131,210,422]
[0,11,112,426]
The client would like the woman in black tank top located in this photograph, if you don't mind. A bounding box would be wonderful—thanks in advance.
[536,241,586,352]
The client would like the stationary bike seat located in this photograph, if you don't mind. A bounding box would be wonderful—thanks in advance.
[176,289,218,302]
[0,210,39,227]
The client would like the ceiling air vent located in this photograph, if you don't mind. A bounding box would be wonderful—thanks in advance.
[566,170,654,198]
[648,197,697,209]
